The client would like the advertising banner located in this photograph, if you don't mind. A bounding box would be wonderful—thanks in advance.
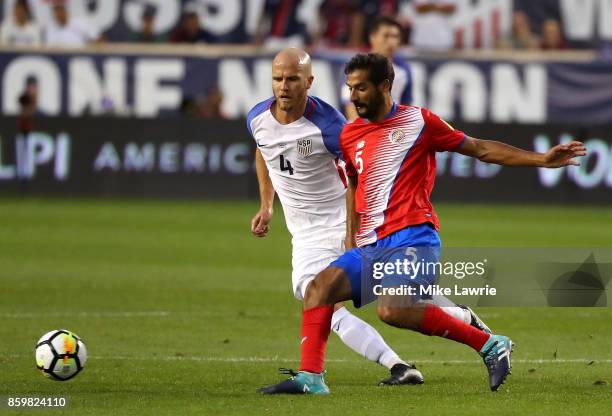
[434,121,612,203]
[0,117,257,198]
[1,51,612,124]
[1,117,610,203]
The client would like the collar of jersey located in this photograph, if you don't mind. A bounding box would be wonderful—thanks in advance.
[267,96,314,126]
[362,102,398,124]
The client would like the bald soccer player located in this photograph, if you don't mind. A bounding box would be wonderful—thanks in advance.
[247,48,489,388]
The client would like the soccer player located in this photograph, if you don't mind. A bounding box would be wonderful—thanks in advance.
[248,48,487,387]
[259,53,586,394]
[247,47,422,386]
[342,16,412,122]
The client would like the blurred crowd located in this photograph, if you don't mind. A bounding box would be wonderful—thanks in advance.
[1,0,571,52]
[3,0,590,122]
[497,10,565,50]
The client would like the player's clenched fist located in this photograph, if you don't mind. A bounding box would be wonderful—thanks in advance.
[251,208,272,237]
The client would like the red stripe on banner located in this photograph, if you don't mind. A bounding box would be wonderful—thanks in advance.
[492,9,500,45]
[455,28,463,49]
[271,0,293,37]
[474,18,482,49]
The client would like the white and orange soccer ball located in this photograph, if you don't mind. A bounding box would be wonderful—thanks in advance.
[35,329,87,381]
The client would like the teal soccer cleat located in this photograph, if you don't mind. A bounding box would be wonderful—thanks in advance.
[257,368,330,395]
[480,335,513,391]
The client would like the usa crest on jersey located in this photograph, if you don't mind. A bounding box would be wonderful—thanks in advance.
[297,138,313,157]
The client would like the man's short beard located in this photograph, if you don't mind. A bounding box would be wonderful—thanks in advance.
[357,92,384,120]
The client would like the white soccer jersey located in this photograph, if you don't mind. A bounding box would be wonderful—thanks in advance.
[247,96,348,248]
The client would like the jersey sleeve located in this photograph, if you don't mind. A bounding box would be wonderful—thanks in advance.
[339,128,357,177]
[245,116,254,138]
[306,97,346,159]
[321,111,345,159]
[246,97,274,138]
[422,108,466,152]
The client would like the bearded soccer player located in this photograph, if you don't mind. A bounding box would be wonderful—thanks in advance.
[258,53,586,394]
[248,48,490,387]
[247,48,421,386]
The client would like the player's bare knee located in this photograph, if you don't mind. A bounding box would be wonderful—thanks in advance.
[304,273,334,307]
[304,268,350,309]
[377,306,421,329]
[377,306,397,326]
[304,278,325,308]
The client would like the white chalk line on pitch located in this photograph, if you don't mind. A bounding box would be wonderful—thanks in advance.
[102,356,611,364]
[0,311,170,318]
[9,354,611,364]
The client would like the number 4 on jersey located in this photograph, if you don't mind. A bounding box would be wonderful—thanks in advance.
[280,155,294,175]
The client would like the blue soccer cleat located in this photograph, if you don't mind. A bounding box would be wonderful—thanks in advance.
[257,368,330,395]
[480,335,513,391]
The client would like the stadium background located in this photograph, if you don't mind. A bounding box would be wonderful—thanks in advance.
[0,1,610,415]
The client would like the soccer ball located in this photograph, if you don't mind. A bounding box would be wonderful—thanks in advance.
[35,329,87,381]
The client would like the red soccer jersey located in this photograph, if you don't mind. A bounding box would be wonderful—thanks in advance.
[340,104,466,247]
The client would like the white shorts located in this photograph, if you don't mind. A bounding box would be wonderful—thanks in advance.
[291,242,344,301]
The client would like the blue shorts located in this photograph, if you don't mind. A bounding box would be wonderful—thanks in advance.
[330,223,441,308]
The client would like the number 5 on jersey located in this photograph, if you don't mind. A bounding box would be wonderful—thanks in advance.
[280,155,294,175]
[355,150,364,174]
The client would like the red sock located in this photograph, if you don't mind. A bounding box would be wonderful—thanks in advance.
[419,304,490,351]
[300,305,333,373]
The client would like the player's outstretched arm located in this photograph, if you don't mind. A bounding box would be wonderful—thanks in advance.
[457,136,587,168]
[251,149,275,237]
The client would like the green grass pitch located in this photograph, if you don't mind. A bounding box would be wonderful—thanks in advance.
[0,198,610,415]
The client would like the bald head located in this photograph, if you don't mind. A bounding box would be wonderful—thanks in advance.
[272,48,312,77]
[271,48,314,118]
